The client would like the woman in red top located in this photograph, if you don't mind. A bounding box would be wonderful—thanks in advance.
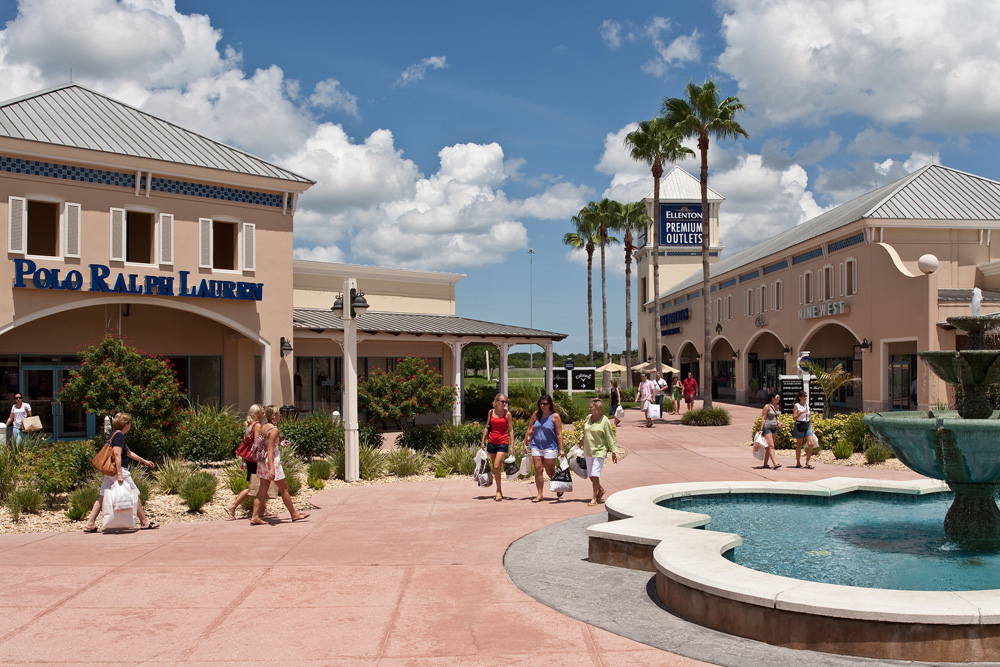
[480,393,514,501]
[683,372,699,412]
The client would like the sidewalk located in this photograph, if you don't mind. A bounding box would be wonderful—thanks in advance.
[0,404,922,665]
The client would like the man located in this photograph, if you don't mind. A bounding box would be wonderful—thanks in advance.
[638,373,657,428]
[683,372,699,412]
[655,372,668,414]
[6,393,31,444]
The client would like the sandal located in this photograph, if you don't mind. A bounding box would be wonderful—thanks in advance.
[773,464,782,470]
[494,493,503,502]
[588,500,598,506]
[556,491,564,499]
[82,526,98,533]
[250,518,267,525]
[804,464,814,469]
[140,522,158,530]
[531,496,542,503]
[291,513,310,521]
[226,506,237,520]
[597,488,606,502]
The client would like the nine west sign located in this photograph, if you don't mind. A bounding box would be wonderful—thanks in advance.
[12,259,264,301]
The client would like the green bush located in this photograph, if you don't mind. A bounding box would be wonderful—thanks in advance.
[6,486,43,522]
[176,404,243,462]
[66,486,100,521]
[0,446,19,502]
[680,407,731,426]
[832,440,855,460]
[179,471,217,511]
[435,465,448,478]
[620,386,638,402]
[464,382,499,421]
[328,444,385,481]
[126,421,181,461]
[34,440,96,496]
[433,445,477,475]
[864,440,892,464]
[359,422,382,449]
[360,357,457,428]
[307,473,324,490]
[155,456,196,494]
[841,412,872,448]
[386,447,428,477]
[221,461,248,495]
[307,459,333,480]
[280,412,343,459]
[279,444,304,495]
[127,466,153,503]
[395,425,444,453]
[442,422,488,448]
[552,390,588,423]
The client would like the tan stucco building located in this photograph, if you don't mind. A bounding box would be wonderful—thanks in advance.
[636,165,1000,412]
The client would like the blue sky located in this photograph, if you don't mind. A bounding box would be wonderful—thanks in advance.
[2,0,999,355]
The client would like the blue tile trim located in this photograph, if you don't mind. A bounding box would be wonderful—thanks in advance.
[792,247,824,265]
[687,291,701,300]
[719,278,737,289]
[828,232,865,253]
[763,260,788,275]
[739,269,760,283]
[150,177,282,208]
[674,298,686,306]
[711,285,717,293]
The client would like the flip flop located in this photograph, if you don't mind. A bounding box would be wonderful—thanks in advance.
[291,513,311,521]
[250,518,267,525]
[588,500,598,506]
[773,464,782,470]
[226,506,237,520]
[793,464,803,468]
[82,526,98,533]
[494,494,503,502]
[531,497,542,503]
[140,522,158,530]
[597,488,606,501]
[804,464,814,469]
[556,491,564,498]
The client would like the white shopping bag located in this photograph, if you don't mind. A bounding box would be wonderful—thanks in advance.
[473,449,493,488]
[647,403,661,419]
[102,482,138,530]
[614,405,625,421]
[567,445,588,479]
[549,456,573,493]
[504,454,520,481]
[753,432,768,461]
[517,453,531,477]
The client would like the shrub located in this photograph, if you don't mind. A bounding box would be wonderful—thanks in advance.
[179,471,217,511]
[307,459,333,480]
[680,407,731,426]
[360,357,457,428]
[464,382,499,420]
[176,404,243,462]
[328,445,385,481]
[6,486,43,522]
[552,390,588,423]
[280,412,343,459]
[832,440,855,460]
[127,466,153,503]
[395,425,444,453]
[841,412,871,449]
[386,448,428,477]
[308,475,325,490]
[433,445,476,475]
[441,422,488,449]
[359,423,382,449]
[279,444,304,495]
[66,486,100,521]
[155,456,196,494]
[0,446,18,502]
[221,461,248,495]
[435,465,448,478]
[864,440,892,464]
[34,440,96,496]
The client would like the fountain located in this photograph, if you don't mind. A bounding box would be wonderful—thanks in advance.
[865,290,1000,547]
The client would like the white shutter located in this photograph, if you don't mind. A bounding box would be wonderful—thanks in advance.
[64,202,81,258]
[199,218,213,268]
[242,222,255,271]
[110,207,126,261]
[158,213,174,265]
[8,196,26,254]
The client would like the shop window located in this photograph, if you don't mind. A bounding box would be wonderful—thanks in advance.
[8,197,78,257]
[199,219,254,271]
[165,356,222,406]
[213,221,238,270]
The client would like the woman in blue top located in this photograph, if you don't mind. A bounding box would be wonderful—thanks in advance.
[522,394,564,503]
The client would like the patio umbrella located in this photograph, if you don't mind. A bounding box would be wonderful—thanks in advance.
[595,362,628,374]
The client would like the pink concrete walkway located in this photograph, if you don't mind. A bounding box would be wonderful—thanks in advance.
[0,403,921,665]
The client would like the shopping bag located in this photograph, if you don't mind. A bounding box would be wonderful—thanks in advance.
[248,473,279,498]
[20,415,42,432]
[614,405,625,421]
[549,456,573,493]
[567,445,588,479]
[647,403,661,419]
[641,399,650,412]
[753,432,768,461]
[473,449,493,488]
[101,483,138,530]
[517,453,531,477]
[503,454,519,479]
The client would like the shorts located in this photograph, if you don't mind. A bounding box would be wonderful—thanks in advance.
[585,455,605,478]
[99,468,139,497]
[486,443,509,454]
[762,426,778,436]
[244,460,258,483]
[684,393,695,404]
[530,447,558,459]
[793,422,814,439]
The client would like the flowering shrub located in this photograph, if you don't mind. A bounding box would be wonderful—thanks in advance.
[359,357,457,428]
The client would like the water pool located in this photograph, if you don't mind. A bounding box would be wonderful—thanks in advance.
[659,491,1000,591]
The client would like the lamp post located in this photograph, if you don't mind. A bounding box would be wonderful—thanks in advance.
[528,248,534,372]
[332,278,369,482]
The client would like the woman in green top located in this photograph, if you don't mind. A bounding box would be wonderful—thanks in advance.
[670,377,682,415]
[582,398,619,506]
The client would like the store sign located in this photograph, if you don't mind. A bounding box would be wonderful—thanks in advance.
[798,301,849,320]
[662,326,681,336]
[12,259,263,301]
[659,204,703,246]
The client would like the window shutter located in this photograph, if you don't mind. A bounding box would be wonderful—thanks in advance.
[199,218,212,268]
[242,222,255,271]
[109,207,125,261]
[64,202,81,258]
[158,213,174,265]
[8,196,26,254]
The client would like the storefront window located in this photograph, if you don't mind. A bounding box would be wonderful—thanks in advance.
[0,355,18,404]
[166,356,222,406]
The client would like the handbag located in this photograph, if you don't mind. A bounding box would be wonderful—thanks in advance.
[235,429,255,461]
[92,441,118,477]
[20,415,41,432]
[251,431,269,462]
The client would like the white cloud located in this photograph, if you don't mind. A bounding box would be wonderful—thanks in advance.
[716,0,1000,132]
[600,19,623,49]
[310,78,359,118]
[396,55,448,87]
[846,127,938,157]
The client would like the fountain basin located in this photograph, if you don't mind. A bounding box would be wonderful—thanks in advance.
[589,477,1000,662]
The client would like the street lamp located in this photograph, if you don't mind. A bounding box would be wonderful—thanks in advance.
[528,248,534,372]
[331,278,369,482]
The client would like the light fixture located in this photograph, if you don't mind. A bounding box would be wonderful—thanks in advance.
[732,350,740,360]
[783,345,793,355]
[332,288,370,319]
[860,338,871,350]
[279,337,293,357]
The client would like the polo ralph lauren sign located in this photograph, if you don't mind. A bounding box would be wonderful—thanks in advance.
[12,259,263,301]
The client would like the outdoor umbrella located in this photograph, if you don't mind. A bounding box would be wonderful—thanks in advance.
[595,362,628,374]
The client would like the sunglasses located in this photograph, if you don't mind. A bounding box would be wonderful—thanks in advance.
[14,396,21,400]
[539,401,550,406]
[497,399,508,404]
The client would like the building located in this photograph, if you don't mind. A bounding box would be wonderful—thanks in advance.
[636,164,1000,412]
[1,84,564,439]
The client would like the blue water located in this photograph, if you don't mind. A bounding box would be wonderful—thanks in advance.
[658,491,1000,591]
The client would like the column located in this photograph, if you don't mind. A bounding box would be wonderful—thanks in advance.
[450,341,463,425]
[499,342,510,397]
[545,343,554,395]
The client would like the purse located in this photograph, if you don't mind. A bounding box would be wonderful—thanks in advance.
[92,441,118,477]
[20,415,42,432]
[235,429,255,461]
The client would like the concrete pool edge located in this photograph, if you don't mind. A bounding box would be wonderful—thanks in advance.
[590,476,1000,662]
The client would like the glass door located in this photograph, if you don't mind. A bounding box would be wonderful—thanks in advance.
[21,366,87,440]
[888,357,911,411]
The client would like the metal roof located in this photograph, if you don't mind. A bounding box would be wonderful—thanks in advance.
[294,308,567,340]
[938,288,1000,303]
[643,166,724,203]
[660,164,1000,298]
[0,83,313,184]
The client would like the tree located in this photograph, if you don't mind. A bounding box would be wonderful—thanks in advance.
[662,79,749,408]
[464,344,498,378]
[563,202,600,366]
[624,117,694,376]
[803,360,861,418]
[595,198,621,390]
[60,334,185,453]
[609,200,651,388]
[359,357,457,429]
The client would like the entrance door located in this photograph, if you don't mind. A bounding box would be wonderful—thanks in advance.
[21,366,88,440]
[888,357,912,411]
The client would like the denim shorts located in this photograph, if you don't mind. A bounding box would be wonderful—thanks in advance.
[486,443,509,454]
[762,426,778,436]
[793,422,814,439]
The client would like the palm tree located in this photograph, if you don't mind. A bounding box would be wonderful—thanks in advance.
[803,360,861,419]
[563,202,600,365]
[594,198,621,390]
[662,79,749,408]
[609,200,651,388]
[624,118,694,376]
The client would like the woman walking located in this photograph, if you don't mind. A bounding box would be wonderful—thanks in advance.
[757,393,782,470]
[522,394,565,502]
[608,379,622,426]
[670,378,682,415]
[480,393,514,501]
[82,412,157,532]
[227,404,264,519]
[581,398,618,506]
[250,405,310,525]
[5,393,31,444]
[792,391,815,468]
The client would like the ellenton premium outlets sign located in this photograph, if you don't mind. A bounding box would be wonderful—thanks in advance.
[12,259,264,301]
[659,204,703,246]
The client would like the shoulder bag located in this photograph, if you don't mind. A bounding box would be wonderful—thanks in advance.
[92,440,118,477]
[235,428,255,461]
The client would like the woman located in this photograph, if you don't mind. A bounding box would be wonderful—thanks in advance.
[757,393,782,470]
[480,393,514,501]
[522,394,564,502]
[683,372,699,412]
[581,398,618,506]
[5,393,31,444]
[83,412,157,532]
[670,378,682,415]
[227,404,265,519]
[608,380,622,425]
[792,391,815,468]
[250,405,310,524]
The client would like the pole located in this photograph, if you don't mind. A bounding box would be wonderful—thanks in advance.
[343,277,360,482]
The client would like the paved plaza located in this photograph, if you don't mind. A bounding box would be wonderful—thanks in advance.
[0,403,924,666]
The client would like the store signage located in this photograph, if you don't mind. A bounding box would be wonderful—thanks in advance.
[660,307,690,326]
[12,259,263,301]
[659,204,703,246]
[755,315,768,328]
[798,301,849,320]
[662,326,681,336]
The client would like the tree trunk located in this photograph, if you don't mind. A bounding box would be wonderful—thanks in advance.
[699,132,713,409]
[600,224,609,391]
[652,159,663,375]
[587,247,595,366]
[624,231,633,389]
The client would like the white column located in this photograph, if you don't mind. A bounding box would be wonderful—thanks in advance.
[450,341,463,425]
[545,343,554,395]
[499,342,510,397]
[261,341,272,404]
[342,278,360,483]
